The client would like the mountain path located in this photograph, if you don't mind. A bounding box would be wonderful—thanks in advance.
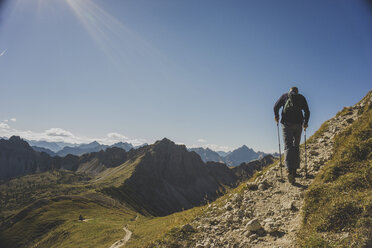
[109,225,132,248]
[173,96,370,247]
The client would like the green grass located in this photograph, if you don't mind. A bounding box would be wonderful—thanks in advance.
[126,205,206,247]
[0,157,141,221]
[298,92,372,248]
[91,156,142,188]
[0,197,137,248]
[0,170,93,220]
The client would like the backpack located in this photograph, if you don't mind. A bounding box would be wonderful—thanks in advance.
[283,92,301,115]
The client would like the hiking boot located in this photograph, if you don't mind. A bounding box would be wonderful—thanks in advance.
[287,172,295,184]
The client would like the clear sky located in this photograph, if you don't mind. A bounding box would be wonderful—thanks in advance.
[0,0,371,152]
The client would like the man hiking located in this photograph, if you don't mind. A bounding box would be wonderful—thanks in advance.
[274,87,310,184]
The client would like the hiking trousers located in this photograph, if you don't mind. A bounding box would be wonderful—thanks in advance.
[282,123,302,173]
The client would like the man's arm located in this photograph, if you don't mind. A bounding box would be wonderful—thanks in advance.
[273,94,286,122]
[302,96,310,127]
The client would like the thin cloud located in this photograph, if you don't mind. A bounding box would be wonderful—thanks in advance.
[0,122,10,129]
[98,132,145,146]
[107,132,128,140]
[45,128,75,138]
[0,122,146,146]
[0,49,7,56]
[10,118,16,122]
[187,143,231,152]
[197,138,207,143]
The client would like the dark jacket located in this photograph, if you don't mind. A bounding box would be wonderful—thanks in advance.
[274,93,310,125]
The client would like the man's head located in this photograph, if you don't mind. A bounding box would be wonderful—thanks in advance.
[289,87,298,94]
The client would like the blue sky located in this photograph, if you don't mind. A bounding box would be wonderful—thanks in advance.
[0,0,371,152]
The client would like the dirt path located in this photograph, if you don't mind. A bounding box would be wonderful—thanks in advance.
[109,225,132,248]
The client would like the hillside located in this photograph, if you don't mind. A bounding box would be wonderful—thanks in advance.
[149,91,372,247]
[298,91,372,247]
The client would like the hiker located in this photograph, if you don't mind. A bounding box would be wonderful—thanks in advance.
[274,87,310,184]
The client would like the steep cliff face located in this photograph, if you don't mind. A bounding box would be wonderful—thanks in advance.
[0,136,46,180]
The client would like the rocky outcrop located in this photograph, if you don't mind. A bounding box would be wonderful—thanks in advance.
[0,136,44,180]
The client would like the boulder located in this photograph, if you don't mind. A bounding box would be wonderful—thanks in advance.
[182,224,195,233]
[245,218,262,232]
[264,222,280,233]
[246,182,258,191]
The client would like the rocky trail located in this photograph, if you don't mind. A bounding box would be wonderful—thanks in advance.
[174,95,371,248]
[109,225,132,248]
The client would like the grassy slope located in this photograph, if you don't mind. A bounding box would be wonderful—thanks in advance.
[0,170,92,221]
[298,93,372,247]
[0,197,137,248]
[0,156,142,219]
[0,157,142,248]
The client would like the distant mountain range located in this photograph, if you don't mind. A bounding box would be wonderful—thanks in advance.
[0,136,274,216]
[24,139,137,156]
[26,140,78,152]
[55,141,113,157]
[189,145,269,166]
[3,137,271,164]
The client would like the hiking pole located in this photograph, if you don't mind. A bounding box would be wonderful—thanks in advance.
[277,123,283,179]
[304,128,308,178]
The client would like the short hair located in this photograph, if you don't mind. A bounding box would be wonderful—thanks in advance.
[290,87,298,93]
